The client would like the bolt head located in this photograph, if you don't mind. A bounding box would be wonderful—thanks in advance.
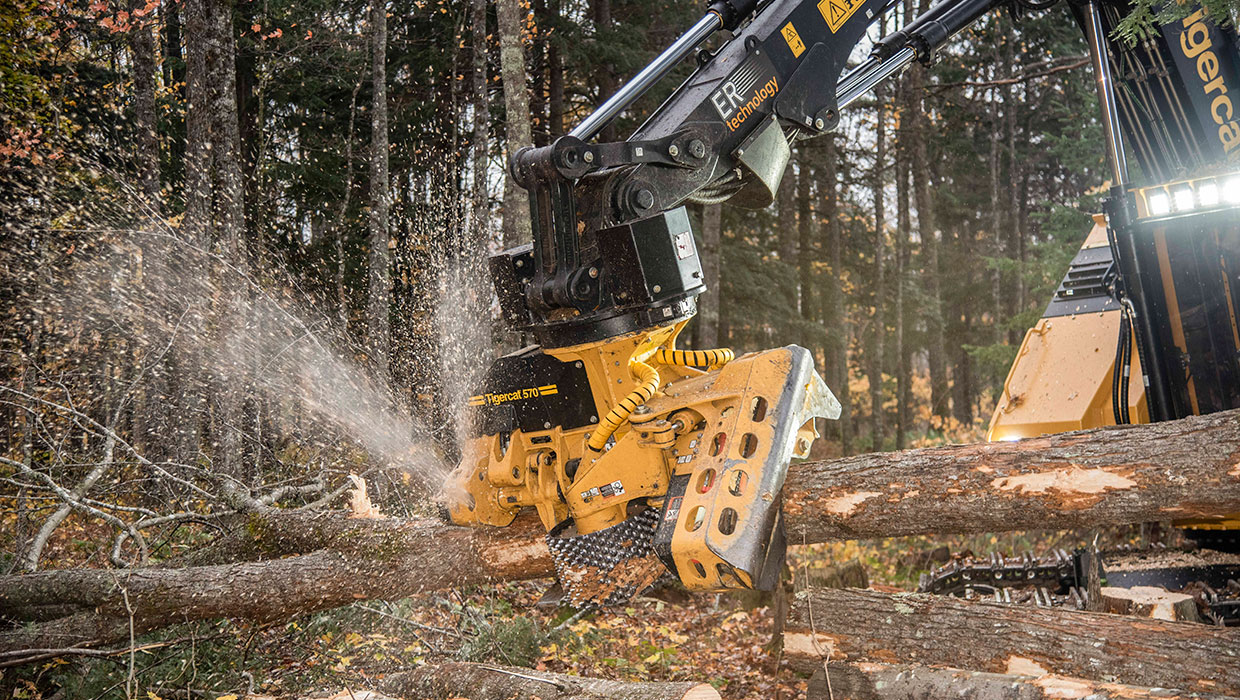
[668,144,680,157]
[689,139,706,158]
[815,117,825,129]
[583,150,594,163]
[634,189,655,210]
[588,267,598,278]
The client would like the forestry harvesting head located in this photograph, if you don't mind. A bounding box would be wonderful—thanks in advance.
[440,316,839,607]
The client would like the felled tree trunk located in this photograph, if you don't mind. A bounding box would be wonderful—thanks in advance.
[782,407,1240,541]
[807,663,1239,700]
[0,514,554,656]
[784,587,1240,695]
[380,662,720,700]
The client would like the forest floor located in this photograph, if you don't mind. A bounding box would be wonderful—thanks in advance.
[13,524,1163,700]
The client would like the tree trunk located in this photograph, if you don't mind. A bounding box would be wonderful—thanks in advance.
[989,118,1004,345]
[381,662,720,700]
[869,97,886,450]
[209,0,250,481]
[176,0,216,464]
[497,0,533,248]
[367,0,392,371]
[894,125,910,450]
[128,3,168,462]
[590,0,617,143]
[807,663,1239,700]
[130,7,160,205]
[547,0,564,138]
[781,407,1240,542]
[907,62,947,422]
[696,204,722,348]
[784,587,1240,695]
[825,136,851,454]
[797,150,814,332]
[777,152,797,265]
[472,0,490,250]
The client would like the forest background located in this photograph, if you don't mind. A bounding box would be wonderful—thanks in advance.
[0,0,1216,695]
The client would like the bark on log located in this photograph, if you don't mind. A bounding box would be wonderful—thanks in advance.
[380,661,720,700]
[782,407,1240,541]
[784,587,1240,695]
[4,409,1240,656]
[806,663,1239,700]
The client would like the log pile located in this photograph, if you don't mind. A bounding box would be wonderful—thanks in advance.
[1,408,1239,674]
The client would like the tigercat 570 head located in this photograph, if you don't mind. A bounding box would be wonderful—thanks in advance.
[441,0,1240,606]
[990,4,1240,546]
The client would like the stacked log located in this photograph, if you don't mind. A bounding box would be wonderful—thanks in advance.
[806,663,1239,700]
[783,587,1240,695]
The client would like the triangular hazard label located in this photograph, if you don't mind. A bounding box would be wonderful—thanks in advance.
[827,0,847,23]
[818,0,861,32]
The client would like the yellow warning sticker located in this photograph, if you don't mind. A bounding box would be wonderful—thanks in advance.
[817,0,865,33]
[781,21,805,58]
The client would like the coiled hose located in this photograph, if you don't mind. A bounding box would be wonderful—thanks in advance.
[654,347,735,370]
[586,346,736,452]
[587,361,660,452]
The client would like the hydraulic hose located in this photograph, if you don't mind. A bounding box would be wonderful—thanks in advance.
[588,361,660,452]
[654,347,735,370]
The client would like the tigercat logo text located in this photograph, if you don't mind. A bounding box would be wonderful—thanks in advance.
[712,75,780,133]
[468,384,558,407]
[1179,7,1240,157]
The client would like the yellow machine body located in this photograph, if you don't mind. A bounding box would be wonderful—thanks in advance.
[988,220,1148,441]
[445,322,839,601]
[989,217,1240,532]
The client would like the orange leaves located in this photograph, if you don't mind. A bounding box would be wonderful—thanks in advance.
[250,23,285,40]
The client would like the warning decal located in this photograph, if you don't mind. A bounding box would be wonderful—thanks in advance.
[781,22,805,58]
[817,0,865,33]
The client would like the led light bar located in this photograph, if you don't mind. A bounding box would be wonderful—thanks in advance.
[1136,172,1240,219]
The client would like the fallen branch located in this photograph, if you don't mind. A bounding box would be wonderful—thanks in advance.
[783,587,1240,695]
[806,663,1240,700]
[379,661,720,700]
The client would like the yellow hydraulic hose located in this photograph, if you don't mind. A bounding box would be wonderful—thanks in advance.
[587,360,660,452]
[654,347,735,369]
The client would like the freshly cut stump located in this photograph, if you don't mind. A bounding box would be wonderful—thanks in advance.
[1101,585,1201,622]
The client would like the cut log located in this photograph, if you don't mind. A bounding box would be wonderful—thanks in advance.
[3,409,1240,658]
[380,661,720,700]
[783,587,1240,695]
[782,407,1240,541]
[1101,585,1201,622]
[806,663,1240,700]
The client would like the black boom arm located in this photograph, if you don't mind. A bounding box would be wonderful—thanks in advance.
[498,0,1010,348]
